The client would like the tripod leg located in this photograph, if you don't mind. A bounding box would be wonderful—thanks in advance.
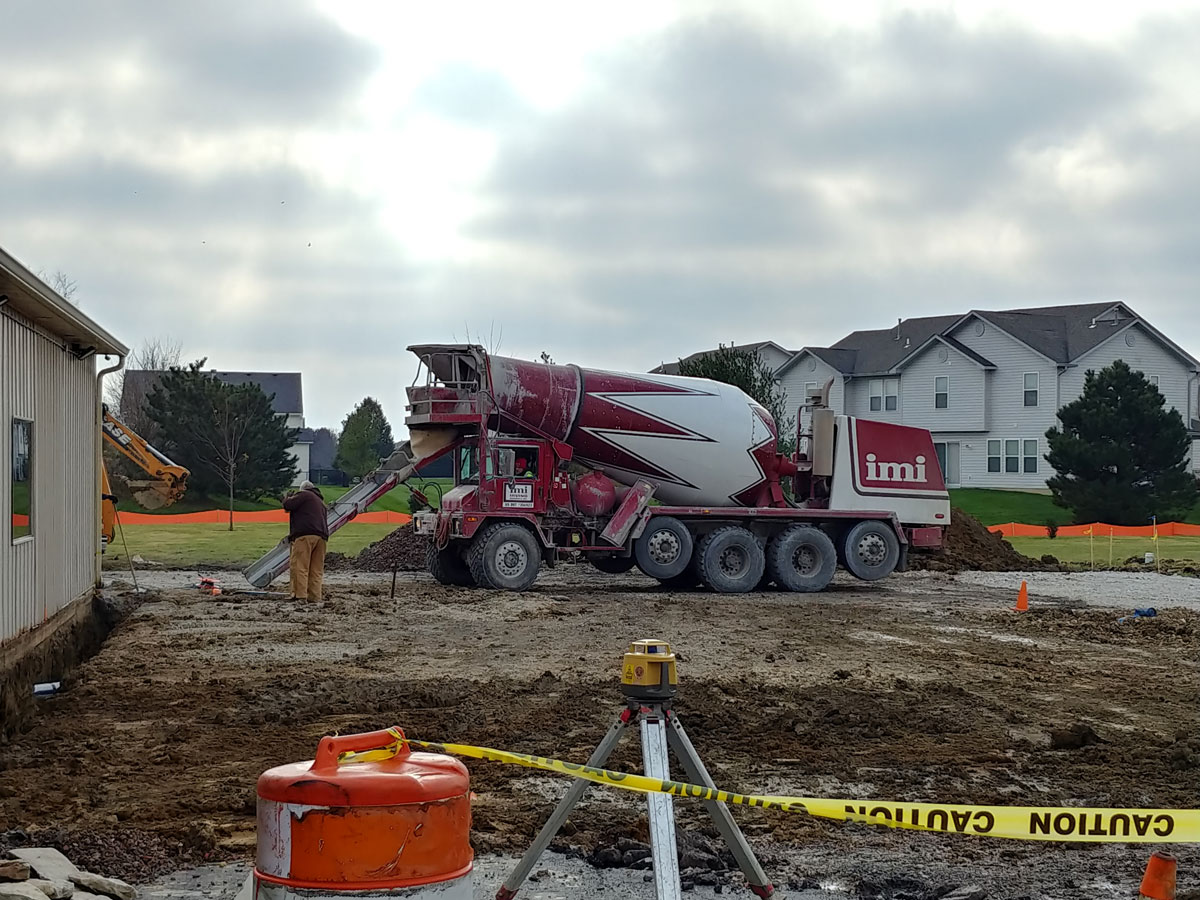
[496,709,634,900]
[640,710,684,900]
[665,714,775,898]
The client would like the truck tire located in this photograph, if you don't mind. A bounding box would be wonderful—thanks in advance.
[695,526,765,594]
[590,554,637,575]
[634,516,693,580]
[468,523,542,591]
[767,526,837,593]
[428,542,475,587]
[842,520,901,581]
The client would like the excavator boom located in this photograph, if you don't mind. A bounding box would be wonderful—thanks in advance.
[100,406,191,549]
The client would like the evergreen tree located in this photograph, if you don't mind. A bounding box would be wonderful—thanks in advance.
[677,345,794,451]
[147,361,298,526]
[335,398,395,477]
[1046,360,1197,525]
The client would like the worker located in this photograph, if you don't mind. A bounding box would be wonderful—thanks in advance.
[283,480,329,602]
[515,454,536,477]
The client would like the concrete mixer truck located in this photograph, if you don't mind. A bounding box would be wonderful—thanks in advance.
[243,344,950,593]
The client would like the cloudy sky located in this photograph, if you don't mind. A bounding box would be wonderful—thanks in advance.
[3,1,1198,432]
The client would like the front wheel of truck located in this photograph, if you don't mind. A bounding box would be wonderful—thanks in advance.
[468,523,542,591]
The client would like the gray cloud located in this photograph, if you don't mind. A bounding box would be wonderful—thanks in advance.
[416,10,1196,370]
[2,5,1198,430]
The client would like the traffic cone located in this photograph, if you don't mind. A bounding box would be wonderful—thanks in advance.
[1139,850,1176,899]
[1013,580,1029,612]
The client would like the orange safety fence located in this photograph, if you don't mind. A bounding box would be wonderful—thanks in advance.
[118,510,413,526]
[990,521,1200,538]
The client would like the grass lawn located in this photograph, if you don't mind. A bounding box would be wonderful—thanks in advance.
[951,488,1200,526]
[1009,535,1200,564]
[103,522,399,569]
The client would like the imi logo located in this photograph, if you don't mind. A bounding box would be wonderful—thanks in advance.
[864,453,928,484]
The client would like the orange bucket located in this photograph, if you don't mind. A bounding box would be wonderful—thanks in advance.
[255,728,472,898]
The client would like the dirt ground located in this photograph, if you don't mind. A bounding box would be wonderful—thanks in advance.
[1,567,1197,899]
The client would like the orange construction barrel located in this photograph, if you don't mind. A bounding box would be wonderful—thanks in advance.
[255,728,472,898]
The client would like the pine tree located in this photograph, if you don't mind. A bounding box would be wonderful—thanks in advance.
[146,361,298,526]
[677,345,794,451]
[335,398,395,477]
[1046,360,1198,525]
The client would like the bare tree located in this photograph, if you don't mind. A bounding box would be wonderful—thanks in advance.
[105,336,184,440]
[454,322,504,355]
[37,269,79,305]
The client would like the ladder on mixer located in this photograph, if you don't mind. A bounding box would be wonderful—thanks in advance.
[242,443,419,588]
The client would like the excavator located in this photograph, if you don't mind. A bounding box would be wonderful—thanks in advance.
[100,405,189,548]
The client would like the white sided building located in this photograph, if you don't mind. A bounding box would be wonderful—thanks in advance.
[1,245,127,735]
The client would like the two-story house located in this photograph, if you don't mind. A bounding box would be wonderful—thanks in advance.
[122,369,314,486]
[664,303,1200,490]
[652,341,794,377]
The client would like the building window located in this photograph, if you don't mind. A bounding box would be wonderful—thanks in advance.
[1005,439,1020,473]
[868,378,899,412]
[987,440,1001,473]
[11,418,32,541]
[1150,375,1160,387]
[1023,439,1039,474]
[884,378,898,411]
[935,376,949,409]
[1023,372,1039,407]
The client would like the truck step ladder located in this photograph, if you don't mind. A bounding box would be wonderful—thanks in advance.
[242,443,419,588]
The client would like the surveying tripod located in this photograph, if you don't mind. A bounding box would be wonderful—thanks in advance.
[497,640,774,900]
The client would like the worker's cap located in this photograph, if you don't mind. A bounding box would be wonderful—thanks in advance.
[300,480,316,490]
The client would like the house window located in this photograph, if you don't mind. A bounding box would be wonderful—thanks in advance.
[1023,372,1039,407]
[11,418,32,541]
[1023,439,1039,474]
[935,376,949,409]
[987,440,1001,473]
[885,378,898,411]
[1150,375,1160,387]
[869,379,882,412]
[1005,439,1020,473]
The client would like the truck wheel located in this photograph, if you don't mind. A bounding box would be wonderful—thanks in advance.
[634,516,693,580]
[695,526,765,594]
[842,520,901,581]
[590,554,637,575]
[767,526,837,592]
[468,523,542,591]
[428,543,475,587]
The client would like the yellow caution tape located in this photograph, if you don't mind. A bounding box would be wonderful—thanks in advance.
[346,732,1198,844]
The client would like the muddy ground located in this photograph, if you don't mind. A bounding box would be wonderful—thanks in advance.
[1,568,1197,899]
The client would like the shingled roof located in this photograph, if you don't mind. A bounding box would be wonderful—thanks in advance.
[123,370,304,416]
[782,302,1197,376]
[652,341,794,375]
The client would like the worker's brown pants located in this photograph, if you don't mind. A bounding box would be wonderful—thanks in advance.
[289,535,327,601]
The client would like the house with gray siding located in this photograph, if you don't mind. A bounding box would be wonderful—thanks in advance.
[774,302,1200,489]
[1,244,128,735]
[660,303,1199,490]
[652,341,794,377]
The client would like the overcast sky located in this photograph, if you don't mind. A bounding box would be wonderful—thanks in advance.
[2,1,1198,432]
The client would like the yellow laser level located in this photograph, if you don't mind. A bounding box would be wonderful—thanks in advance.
[620,639,678,701]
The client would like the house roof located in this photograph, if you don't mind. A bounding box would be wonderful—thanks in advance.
[0,244,128,357]
[210,371,303,415]
[123,369,304,416]
[651,340,794,376]
[783,302,1199,376]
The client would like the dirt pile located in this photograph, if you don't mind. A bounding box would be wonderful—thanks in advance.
[350,526,430,572]
[911,507,1045,573]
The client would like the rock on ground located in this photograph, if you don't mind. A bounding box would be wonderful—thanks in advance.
[0,862,30,882]
[0,884,51,900]
[23,884,68,900]
[5,851,77,887]
[68,874,133,900]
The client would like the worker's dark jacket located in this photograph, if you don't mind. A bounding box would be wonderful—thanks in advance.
[283,487,329,541]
